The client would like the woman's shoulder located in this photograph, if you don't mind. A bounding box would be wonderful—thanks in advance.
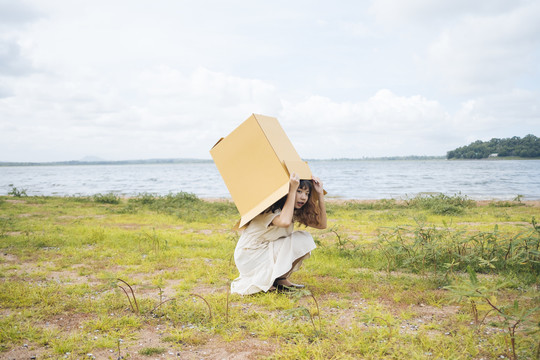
[249,209,281,228]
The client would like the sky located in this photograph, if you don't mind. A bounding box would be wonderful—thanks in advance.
[1,0,539,162]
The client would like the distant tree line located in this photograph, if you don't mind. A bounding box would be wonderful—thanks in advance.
[0,158,212,167]
[447,134,540,159]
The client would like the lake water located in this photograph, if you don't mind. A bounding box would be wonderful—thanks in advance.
[1,159,540,200]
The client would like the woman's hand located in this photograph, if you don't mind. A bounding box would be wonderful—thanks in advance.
[312,176,324,195]
[289,172,300,191]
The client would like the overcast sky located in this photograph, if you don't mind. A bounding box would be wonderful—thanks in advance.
[1,0,539,161]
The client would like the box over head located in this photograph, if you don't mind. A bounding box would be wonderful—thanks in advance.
[210,114,312,228]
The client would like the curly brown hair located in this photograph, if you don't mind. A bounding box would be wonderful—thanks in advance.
[268,179,320,227]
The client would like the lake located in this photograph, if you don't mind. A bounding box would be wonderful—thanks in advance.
[1,159,539,200]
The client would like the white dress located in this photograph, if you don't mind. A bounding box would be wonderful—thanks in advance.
[230,209,317,295]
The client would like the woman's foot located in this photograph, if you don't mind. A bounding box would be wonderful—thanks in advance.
[274,278,305,289]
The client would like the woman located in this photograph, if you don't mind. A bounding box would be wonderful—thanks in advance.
[231,173,327,295]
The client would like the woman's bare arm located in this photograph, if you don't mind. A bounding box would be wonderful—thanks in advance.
[272,173,299,228]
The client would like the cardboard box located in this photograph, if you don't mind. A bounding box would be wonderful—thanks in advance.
[210,114,312,228]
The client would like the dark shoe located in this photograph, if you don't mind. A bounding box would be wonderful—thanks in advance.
[276,284,295,292]
[289,283,305,289]
[275,283,305,292]
[273,278,305,291]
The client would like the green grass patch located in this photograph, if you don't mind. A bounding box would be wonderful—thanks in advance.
[0,193,538,359]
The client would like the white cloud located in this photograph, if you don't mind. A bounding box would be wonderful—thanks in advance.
[281,88,539,158]
[428,1,540,94]
[0,0,41,26]
[0,1,538,162]
[0,65,284,160]
[280,90,452,158]
[369,0,518,27]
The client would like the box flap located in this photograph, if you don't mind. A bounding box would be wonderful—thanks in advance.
[211,137,224,149]
[283,160,312,179]
[254,114,302,162]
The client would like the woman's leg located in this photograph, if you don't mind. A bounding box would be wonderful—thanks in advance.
[275,253,310,286]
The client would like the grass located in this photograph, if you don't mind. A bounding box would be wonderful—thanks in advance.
[0,193,538,359]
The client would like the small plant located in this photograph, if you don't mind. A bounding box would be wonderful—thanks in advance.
[0,217,12,238]
[406,193,475,215]
[139,347,165,356]
[93,192,121,204]
[446,266,540,359]
[283,288,323,335]
[139,228,167,254]
[8,184,27,197]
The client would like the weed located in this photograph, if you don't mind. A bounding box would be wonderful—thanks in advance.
[8,184,27,197]
[163,328,209,346]
[375,218,540,280]
[405,193,475,215]
[128,192,238,223]
[139,228,167,254]
[139,347,166,355]
[446,266,540,360]
[93,192,121,204]
[285,288,323,335]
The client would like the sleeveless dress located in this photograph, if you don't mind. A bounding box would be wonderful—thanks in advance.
[230,209,317,295]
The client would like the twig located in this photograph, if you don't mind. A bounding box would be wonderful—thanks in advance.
[150,298,176,313]
[309,291,322,332]
[117,278,139,314]
[306,308,317,332]
[479,308,495,327]
[190,293,213,322]
[226,283,230,323]
[373,316,393,339]
[118,285,135,313]
[117,339,122,359]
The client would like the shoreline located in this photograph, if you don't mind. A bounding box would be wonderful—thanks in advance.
[3,195,539,207]
[200,197,540,207]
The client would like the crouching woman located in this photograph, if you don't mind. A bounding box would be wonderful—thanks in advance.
[230,173,327,295]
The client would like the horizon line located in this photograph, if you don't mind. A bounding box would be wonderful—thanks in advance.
[0,155,448,166]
